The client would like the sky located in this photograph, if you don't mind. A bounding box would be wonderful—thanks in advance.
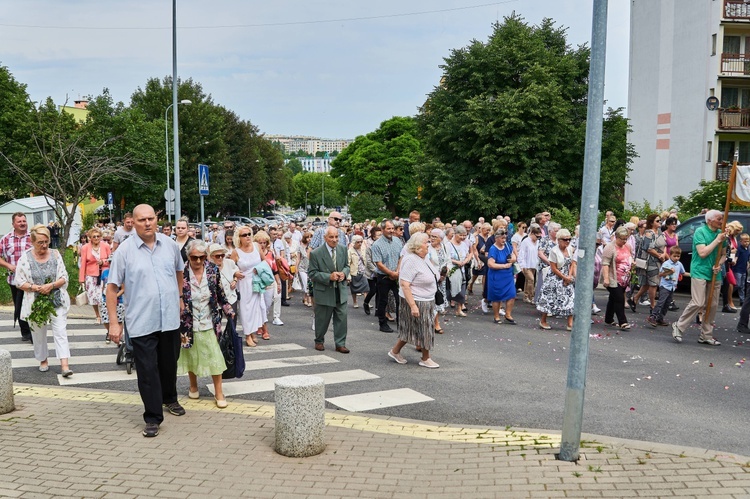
[0,0,631,139]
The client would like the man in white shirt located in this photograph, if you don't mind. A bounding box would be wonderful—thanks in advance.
[289,222,303,245]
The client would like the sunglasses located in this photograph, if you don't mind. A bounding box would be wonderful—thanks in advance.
[560,238,571,242]
[189,255,206,262]
[239,233,252,238]
[331,217,342,222]
[213,254,226,259]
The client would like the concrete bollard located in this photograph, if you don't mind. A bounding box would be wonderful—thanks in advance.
[274,375,325,457]
[0,349,14,415]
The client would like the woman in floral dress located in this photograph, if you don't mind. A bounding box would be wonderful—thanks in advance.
[536,228,577,330]
[427,228,449,334]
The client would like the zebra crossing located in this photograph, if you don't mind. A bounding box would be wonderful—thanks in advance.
[0,321,435,412]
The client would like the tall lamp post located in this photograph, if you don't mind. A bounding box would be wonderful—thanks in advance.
[164,99,192,222]
[305,191,309,215]
[321,175,325,216]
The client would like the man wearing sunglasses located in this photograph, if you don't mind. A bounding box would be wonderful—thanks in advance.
[309,211,348,251]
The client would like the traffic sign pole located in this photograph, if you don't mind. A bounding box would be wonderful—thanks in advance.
[198,164,209,240]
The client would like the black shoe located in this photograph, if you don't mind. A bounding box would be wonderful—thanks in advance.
[379,324,394,333]
[21,336,31,342]
[142,423,159,437]
[281,301,291,307]
[627,298,636,313]
[363,303,371,315]
[163,402,186,416]
[738,325,750,335]
[722,305,737,313]
[668,302,679,311]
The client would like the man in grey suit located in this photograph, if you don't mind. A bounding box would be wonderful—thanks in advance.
[308,227,350,353]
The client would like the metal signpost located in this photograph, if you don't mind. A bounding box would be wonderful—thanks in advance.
[198,164,209,239]
[164,188,176,220]
[106,192,114,224]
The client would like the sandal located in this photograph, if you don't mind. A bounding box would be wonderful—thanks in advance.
[262,331,270,340]
[245,337,257,347]
[539,323,551,330]
[456,311,467,317]
[434,328,444,334]
[493,319,502,324]
[619,323,630,330]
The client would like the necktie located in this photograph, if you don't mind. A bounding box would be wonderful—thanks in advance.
[332,247,337,271]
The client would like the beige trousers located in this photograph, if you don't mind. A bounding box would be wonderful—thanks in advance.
[675,278,720,339]
[522,268,536,301]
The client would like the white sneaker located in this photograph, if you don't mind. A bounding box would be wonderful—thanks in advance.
[273,318,284,326]
[499,307,506,316]
[481,299,489,314]
[639,298,650,306]
[311,320,315,331]
[592,304,601,314]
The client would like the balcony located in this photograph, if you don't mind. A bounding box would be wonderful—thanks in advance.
[722,53,750,75]
[725,0,750,20]
[719,108,750,129]
[716,161,750,180]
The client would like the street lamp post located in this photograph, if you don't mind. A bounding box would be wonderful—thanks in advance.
[321,175,325,215]
[164,99,192,222]
[305,191,309,214]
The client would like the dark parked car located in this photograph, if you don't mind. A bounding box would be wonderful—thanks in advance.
[675,211,750,288]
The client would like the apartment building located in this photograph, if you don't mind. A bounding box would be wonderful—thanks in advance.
[626,0,750,206]
[268,135,352,155]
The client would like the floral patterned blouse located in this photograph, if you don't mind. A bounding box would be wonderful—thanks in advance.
[179,262,233,348]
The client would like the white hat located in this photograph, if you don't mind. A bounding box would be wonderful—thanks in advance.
[208,243,227,255]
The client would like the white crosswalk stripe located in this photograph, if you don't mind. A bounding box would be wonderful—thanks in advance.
[2,321,435,412]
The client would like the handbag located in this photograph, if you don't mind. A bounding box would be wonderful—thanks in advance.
[512,262,522,276]
[727,266,738,286]
[634,258,648,270]
[350,273,370,294]
[276,257,291,281]
[75,291,88,306]
[220,317,238,380]
[292,273,303,291]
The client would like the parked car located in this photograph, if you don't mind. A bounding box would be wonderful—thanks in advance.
[224,215,254,225]
[675,211,750,288]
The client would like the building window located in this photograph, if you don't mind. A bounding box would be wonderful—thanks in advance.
[707,141,712,162]
[713,34,717,56]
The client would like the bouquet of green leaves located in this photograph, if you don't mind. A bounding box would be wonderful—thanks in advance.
[28,278,57,331]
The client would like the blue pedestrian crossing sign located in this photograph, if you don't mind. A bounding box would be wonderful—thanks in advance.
[198,164,209,196]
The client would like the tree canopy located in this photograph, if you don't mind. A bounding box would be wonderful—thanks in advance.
[331,116,422,216]
[415,14,633,220]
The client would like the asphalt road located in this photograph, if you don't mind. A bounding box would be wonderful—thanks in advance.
[3,288,749,456]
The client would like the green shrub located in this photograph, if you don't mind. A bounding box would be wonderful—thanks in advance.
[673,180,750,218]
[0,269,11,305]
[621,199,670,221]
[549,207,579,232]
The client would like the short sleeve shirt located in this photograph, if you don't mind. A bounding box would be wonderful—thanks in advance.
[113,227,135,246]
[398,253,438,301]
[0,231,31,284]
[691,224,725,281]
[108,233,184,337]
[371,236,403,275]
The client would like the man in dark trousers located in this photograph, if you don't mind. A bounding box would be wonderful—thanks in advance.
[308,227,350,353]
[107,204,185,438]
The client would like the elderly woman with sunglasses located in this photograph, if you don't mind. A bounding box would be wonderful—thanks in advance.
[536,228,577,330]
[229,226,265,347]
[179,240,234,408]
[15,224,73,376]
[600,226,633,329]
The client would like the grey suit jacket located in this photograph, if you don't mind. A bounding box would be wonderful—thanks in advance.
[308,243,350,307]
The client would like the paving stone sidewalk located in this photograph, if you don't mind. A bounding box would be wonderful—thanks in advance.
[0,385,748,498]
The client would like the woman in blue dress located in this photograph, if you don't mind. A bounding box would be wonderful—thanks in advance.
[487,228,518,324]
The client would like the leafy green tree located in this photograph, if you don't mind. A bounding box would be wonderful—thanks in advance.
[415,14,633,221]
[286,158,303,175]
[600,107,636,210]
[291,172,342,215]
[672,180,746,218]
[331,116,422,216]
[349,192,387,221]
[0,64,36,201]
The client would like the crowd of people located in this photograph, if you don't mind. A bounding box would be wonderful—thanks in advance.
[1,204,745,438]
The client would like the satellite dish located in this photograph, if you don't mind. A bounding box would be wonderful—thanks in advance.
[706,96,720,111]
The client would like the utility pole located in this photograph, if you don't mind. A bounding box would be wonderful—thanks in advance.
[559,0,608,462]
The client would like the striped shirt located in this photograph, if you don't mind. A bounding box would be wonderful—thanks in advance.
[309,226,348,250]
[0,231,31,285]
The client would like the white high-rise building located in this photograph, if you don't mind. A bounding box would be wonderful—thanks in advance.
[627,0,750,206]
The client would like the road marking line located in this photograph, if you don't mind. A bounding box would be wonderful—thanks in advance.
[0,318,93,327]
[243,343,305,354]
[1,341,119,352]
[326,388,434,412]
[209,369,379,396]
[12,354,115,368]
[244,355,338,371]
[0,328,105,339]
[57,370,137,385]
